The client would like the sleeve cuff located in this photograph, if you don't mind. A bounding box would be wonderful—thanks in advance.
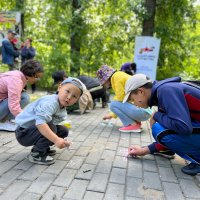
[148,142,157,154]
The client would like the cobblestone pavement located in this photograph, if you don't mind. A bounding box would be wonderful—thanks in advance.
[0,105,200,200]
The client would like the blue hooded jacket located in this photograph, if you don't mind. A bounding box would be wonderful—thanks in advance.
[2,38,19,65]
[149,77,200,136]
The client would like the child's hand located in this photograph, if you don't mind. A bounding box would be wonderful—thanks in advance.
[55,138,70,149]
[128,145,150,157]
[103,114,113,120]
[64,139,71,148]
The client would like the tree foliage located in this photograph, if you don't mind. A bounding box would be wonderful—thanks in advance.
[0,0,199,89]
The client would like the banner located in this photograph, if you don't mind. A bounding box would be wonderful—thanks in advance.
[134,36,161,80]
[0,12,21,24]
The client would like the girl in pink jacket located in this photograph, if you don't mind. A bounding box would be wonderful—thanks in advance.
[0,60,44,131]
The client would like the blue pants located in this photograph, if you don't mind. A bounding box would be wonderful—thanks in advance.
[0,92,30,121]
[152,122,200,164]
[110,100,151,126]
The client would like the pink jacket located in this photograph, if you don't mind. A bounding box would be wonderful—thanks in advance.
[0,70,27,116]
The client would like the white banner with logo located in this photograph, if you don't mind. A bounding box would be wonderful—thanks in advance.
[134,36,161,81]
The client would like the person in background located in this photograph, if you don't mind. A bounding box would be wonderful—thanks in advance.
[125,75,200,175]
[1,30,19,70]
[77,74,109,108]
[120,62,137,75]
[0,60,44,132]
[96,65,151,133]
[52,70,93,114]
[15,78,83,165]
[21,38,36,93]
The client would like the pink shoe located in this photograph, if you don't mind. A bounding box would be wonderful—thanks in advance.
[119,123,142,133]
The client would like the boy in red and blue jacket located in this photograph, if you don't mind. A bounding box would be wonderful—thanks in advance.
[124,74,200,176]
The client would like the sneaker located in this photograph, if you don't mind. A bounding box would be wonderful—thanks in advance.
[28,151,55,165]
[119,123,142,133]
[153,150,175,159]
[0,120,17,132]
[181,163,200,176]
[47,148,56,156]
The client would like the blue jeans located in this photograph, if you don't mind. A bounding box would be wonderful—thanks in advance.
[0,92,30,121]
[152,122,200,164]
[110,100,151,126]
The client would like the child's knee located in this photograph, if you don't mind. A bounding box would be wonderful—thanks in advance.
[58,125,69,138]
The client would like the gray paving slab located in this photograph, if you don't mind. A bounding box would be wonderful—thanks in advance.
[0,100,200,200]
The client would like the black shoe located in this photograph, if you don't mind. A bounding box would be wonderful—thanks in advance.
[153,150,175,159]
[47,148,56,156]
[181,163,200,176]
[28,151,55,165]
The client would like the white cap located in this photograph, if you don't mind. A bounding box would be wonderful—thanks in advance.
[123,74,152,103]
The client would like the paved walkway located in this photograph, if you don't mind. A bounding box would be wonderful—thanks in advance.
[0,104,200,200]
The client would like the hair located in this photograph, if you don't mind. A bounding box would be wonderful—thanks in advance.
[27,38,32,43]
[131,63,137,73]
[20,60,44,77]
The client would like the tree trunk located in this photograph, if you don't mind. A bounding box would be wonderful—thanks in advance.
[70,0,81,76]
[142,0,156,36]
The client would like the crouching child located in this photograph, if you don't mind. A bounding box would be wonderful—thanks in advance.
[15,78,83,165]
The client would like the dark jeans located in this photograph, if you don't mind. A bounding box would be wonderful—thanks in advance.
[90,88,107,103]
[15,123,68,154]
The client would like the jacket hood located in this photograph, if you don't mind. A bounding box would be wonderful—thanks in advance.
[149,77,181,107]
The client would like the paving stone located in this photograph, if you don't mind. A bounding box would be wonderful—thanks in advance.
[83,191,104,200]
[0,160,18,176]
[163,182,184,200]
[17,192,41,200]
[104,183,125,200]
[62,179,88,200]
[53,168,77,187]
[19,164,47,181]
[105,141,118,150]
[172,164,193,180]
[155,156,172,167]
[82,138,96,147]
[179,179,200,198]
[75,164,96,180]
[101,149,116,161]
[143,159,157,172]
[75,146,91,157]
[0,152,13,162]
[127,159,143,178]
[87,172,109,192]
[27,173,56,195]
[42,185,66,200]
[143,171,162,190]
[0,180,31,200]
[126,177,143,198]
[0,169,23,188]
[85,151,102,164]
[158,166,178,183]
[14,159,33,171]
[95,160,112,174]
[113,156,128,169]
[65,156,85,170]
[109,168,126,184]
[44,160,66,175]
[58,149,76,161]
[74,134,88,142]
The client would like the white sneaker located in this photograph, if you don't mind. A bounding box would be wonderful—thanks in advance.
[0,121,17,132]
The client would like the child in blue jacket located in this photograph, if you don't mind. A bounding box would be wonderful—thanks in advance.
[124,74,200,176]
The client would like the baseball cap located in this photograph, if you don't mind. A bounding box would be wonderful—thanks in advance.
[123,74,152,103]
[52,70,68,85]
[8,29,16,35]
[61,77,83,95]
